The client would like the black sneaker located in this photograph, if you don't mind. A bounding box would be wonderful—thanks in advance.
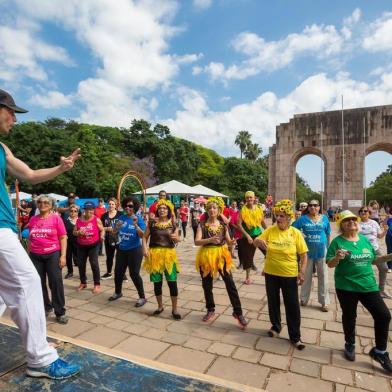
[64,272,73,279]
[251,264,258,271]
[344,343,356,361]
[232,313,248,329]
[101,273,112,280]
[369,347,392,373]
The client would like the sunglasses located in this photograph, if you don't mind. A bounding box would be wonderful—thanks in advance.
[359,210,369,213]
[342,217,357,223]
[308,204,319,207]
[37,200,50,205]
[125,204,134,209]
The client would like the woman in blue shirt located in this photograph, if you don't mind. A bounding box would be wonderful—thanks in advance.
[109,197,146,307]
[293,200,331,312]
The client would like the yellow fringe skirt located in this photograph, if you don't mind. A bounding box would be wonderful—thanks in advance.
[196,245,233,278]
[143,247,181,275]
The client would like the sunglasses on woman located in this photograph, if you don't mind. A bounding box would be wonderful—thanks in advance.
[37,200,50,205]
[308,204,319,207]
[125,204,134,209]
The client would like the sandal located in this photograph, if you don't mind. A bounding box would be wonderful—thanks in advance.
[172,312,181,320]
[153,308,164,316]
[202,310,215,322]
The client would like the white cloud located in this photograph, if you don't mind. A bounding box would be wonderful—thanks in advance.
[193,0,213,11]
[363,12,392,51]
[198,11,361,83]
[163,71,392,155]
[30,91,72,109]
[0,26,71,82]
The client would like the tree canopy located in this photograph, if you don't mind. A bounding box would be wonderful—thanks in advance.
[366,164,392,206]
[1,119,269,201]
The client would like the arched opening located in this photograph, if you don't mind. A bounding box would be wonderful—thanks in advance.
[364,144,392,207]
[292,149,326,211]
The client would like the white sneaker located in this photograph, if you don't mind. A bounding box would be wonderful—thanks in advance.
[380,291,392,299]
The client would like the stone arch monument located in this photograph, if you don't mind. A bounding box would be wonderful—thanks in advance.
[268,105,392,209]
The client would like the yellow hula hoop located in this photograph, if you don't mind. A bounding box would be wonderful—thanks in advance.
[117,171,147,211]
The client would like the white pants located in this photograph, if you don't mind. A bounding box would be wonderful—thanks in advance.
[0,228,58,367]
[300,257,330,306]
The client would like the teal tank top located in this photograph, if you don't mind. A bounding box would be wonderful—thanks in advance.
[0,145,17,233]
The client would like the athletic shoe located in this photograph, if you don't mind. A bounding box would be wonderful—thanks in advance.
[369,347,392,372]
[108,293,123,301]
[172,312,181,320]
[267,329,279,337]
[101,273,112,280]
[135,298,147,307]
[26,358,80,380]
[64,273,73,279]
[232,313,248,329]
[300,300,307,306]
[77,283,87,291]
[56,315,69,325]
[251,265,258,271]
[92,285,101,294]
[344,343,356,361]
[45,308,53,318]
[123,275,129,282]
[292,340,306,350]
[202,310,215,322]
[321,305,329,312]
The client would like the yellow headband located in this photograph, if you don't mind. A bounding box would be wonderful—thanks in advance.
[272,199,294,219]
[156,199,174,213]
[245,191,255,198]
[206,196,225,212]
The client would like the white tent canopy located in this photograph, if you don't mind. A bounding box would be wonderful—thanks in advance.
[134,180,196,195]
[10,191,31,200]
[47,193,68,201]
[191,184,228,198]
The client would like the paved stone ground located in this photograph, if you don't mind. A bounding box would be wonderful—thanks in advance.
[2,220,392,391]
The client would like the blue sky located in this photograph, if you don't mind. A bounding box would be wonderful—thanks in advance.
[1,0,392,190]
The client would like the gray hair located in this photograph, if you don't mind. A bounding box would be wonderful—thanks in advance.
[37,194,54,207]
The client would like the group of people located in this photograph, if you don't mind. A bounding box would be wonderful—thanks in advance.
[1,89,392,382]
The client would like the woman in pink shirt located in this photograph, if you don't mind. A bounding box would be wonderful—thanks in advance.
[28,195,68,324]
[74,201,105,294]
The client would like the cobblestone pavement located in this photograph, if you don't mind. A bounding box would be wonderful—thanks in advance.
[2,220,392,391]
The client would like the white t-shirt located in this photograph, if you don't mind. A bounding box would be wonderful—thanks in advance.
[359,219,382,250]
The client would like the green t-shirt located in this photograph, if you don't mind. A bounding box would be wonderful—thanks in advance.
[326,234,378,293]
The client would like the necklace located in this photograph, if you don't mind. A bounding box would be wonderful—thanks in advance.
[205,221,223,235]
[155,220,172,230]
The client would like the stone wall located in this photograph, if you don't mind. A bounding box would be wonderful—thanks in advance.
[268,105,392,209]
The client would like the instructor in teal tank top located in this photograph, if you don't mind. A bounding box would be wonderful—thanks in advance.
[0,89,81,380]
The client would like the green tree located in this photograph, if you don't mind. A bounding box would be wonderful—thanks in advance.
[295,174,321,207]
[366,164,392,206]
[234,130,252,159]
[244,143,262,161]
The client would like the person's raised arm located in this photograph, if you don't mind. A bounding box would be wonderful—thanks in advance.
[3,143,81,185]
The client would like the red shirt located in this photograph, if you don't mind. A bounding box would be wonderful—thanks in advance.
[149,201,158,215]
[94,206,106,219]
[179,206,189,222]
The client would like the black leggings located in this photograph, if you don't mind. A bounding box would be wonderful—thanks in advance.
[154,280,178,297]
[265,273,301,343]
[66,239,78,274]
[201,268,242,316]
[30,251,66,317]
[78,242,100,285]
[181,221,187,238]
[336,289,391,350]
[114,247,145,298]
[104,238,117,274]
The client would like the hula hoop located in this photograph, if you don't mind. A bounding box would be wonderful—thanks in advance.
[117,171,147,211]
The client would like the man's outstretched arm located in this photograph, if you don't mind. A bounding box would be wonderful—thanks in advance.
[2,143,81,185]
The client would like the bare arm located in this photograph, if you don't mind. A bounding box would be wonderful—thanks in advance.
[142,224,150,256]
[2,143,81,185]
[297,252,307,285]
[59,235,67,269]
[237,214,253,243]
[97,218,105,240]
[261,218,267,230]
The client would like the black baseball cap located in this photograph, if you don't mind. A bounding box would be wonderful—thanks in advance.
[0,89,28,113]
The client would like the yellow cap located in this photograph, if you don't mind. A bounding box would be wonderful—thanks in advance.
[336,210,360,229]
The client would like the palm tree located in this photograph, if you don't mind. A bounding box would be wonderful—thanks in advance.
[235,130,252,159]
[244,143,262,161]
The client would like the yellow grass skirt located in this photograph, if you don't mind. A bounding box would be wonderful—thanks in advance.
[196,245,233,278]
[143,247,180,275]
